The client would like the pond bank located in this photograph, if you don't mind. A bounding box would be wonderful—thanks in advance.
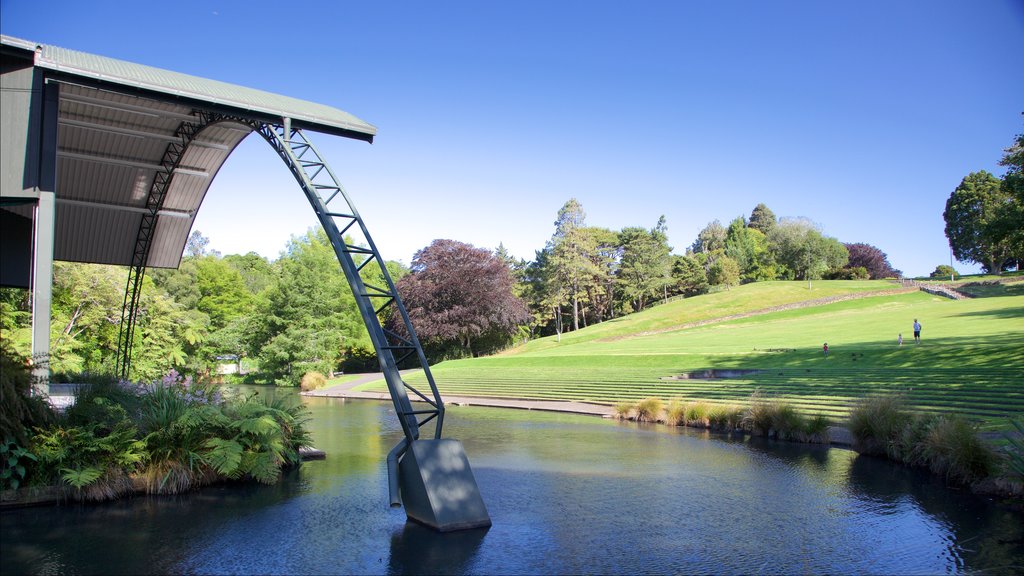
[302,376,857,447]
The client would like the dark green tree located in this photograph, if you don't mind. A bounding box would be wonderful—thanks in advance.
[943,171,1013,273]
[748,203,777,236]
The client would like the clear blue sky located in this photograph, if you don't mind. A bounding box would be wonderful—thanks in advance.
[3,0,1022,276]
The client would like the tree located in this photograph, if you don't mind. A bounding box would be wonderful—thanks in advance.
[725,216,776,281]
[844,243,901,279]
[392,239,530,358]
[690,220,727,255]
[997,132,1024,267]
[617,218,672,312]
[768,218,847,287]
[548,199,602,333]
[748,203,777,236]
[708,256,740,289]
[944,171,1014,273]
[252,229,365,385]
[930,265,958,280]
[185,230,211,258]
[671,255,709,297]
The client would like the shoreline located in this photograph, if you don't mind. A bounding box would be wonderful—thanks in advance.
[301,376,856,447]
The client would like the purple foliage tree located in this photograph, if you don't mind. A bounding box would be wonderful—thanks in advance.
[391,239,530,357]
[844,243,901,279]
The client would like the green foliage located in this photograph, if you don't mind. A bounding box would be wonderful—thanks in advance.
[708,256,741,289]
[0,345,54,445]
[944,170,1015,273]
[930,265,959,280]
[827,266,869,280]
[1,439,37,490]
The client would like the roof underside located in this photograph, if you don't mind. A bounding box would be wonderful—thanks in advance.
[1,35,375,269]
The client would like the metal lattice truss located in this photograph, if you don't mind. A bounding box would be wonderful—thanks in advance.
[114,115,444,498]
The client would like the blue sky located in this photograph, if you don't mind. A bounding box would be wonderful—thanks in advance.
[3,0,1021,276]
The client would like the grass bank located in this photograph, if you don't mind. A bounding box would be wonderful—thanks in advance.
[358,280,1024,433]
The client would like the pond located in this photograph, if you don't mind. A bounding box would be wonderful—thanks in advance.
[2,392,1022,575]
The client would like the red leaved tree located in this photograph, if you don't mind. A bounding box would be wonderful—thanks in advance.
[390,239,530,359]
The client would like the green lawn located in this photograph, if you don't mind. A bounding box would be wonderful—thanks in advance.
[359,280,1024,432]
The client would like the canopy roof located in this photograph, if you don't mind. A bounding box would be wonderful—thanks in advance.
[1,35,376,269]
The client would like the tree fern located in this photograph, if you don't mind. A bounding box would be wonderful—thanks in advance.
[203,437,244,478]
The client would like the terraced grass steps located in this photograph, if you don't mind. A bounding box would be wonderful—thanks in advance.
[351,279,1023,432]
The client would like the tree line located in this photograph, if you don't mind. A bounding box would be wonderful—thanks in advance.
[2,129,1017,384]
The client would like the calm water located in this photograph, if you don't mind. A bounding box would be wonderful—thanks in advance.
[2,393,1022,575]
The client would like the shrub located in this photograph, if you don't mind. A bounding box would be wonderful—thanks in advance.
[665,400,686,426]
[300,371,327,392]
[708,405,744,431]
[635,397,663,423]
[921,416,997,485]
[848,396,913,456]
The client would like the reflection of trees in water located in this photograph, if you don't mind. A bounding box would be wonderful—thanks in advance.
[388,521,488,575]
[848,454,1024,572]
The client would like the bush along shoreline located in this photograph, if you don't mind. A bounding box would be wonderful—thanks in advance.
[1,347,312,505]
[614,390,1024,501]
[848,395,1023,499]
[615,391,831,444]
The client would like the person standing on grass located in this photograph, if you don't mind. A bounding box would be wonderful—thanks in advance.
[823,342,829,357]
[913,319,922,343]
[898,333,903,346]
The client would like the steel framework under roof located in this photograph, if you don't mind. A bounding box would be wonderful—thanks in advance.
[1,34,375,270]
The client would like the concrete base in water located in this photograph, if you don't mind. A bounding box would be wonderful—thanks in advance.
[399,438,491,532]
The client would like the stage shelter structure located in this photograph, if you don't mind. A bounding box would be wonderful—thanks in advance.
[0,35,489,531]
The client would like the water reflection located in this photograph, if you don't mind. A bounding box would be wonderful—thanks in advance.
[1,397,1021,575]
[388,522,488,575]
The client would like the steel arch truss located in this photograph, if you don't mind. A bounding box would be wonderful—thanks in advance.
[116,110,220,380]
[115,115,454,511]
[249,119,445,446]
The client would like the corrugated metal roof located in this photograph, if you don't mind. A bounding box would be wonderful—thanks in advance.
[2,35,376,141]
[1,35,377,269]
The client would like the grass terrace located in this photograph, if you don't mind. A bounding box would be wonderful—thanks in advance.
[354,280,1024,432]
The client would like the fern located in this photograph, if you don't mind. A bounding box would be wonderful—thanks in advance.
[60,466,104,488]
[204,438,244,478]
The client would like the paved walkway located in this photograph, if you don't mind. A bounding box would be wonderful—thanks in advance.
[302,373,853,444]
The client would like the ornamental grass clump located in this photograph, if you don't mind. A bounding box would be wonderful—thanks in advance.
[921,415,996,485]
[300,371,327,392]
[613,402,634,420]
[665,400,686,426]
[708,405,744,431]
[635,397,663,423]
[848,395,913,457]
[744,391,776,437]
[684,402,710,428]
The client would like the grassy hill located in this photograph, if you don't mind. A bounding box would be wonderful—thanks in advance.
[356,279,1024,432]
